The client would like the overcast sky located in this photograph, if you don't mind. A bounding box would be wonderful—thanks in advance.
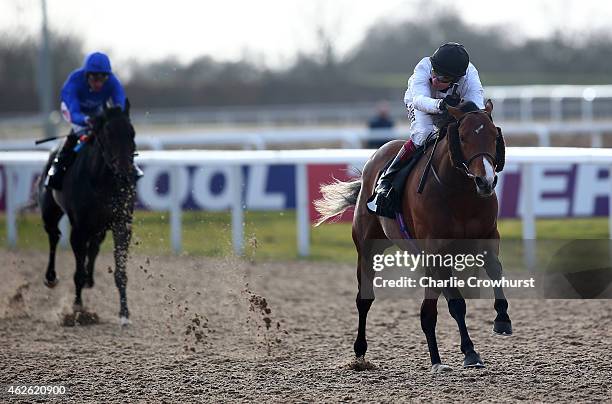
[2,0,611,68]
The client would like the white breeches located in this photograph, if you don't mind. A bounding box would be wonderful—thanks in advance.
[406,104,438,146]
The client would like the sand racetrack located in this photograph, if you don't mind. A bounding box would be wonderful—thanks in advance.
[1,250,611,403]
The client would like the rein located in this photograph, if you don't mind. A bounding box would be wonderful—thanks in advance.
[93,130,115,172]
[452,110,499,177]
[428,110,501,192]
[416,130,442,194]
[458,152,497,179]
[429,161,469,193]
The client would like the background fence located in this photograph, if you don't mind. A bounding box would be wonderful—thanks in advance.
[3,85,612,132]
[3,121,612,153]
[3,148,612,266]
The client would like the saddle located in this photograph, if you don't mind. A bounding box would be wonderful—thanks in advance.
[377,127,449,217]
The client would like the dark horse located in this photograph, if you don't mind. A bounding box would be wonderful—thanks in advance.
[315,100,512,372]
[38,102,136,326]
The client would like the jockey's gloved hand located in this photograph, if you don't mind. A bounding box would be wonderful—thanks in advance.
[444,93,461,107]
[439,94,461,112]
[84,115,98,132]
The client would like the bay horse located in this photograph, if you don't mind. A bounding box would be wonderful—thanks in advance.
[38,101,137,326]
[315,100,512,372]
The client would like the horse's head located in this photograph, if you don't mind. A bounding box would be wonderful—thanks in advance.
[93,99,136,178]
[446,100,505,197]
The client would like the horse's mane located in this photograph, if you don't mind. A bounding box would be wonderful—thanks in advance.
[430,101,483,149]
[103,106,125,121]
[458,101,480,113]
[90,106,130,136]
[435,101,481,138]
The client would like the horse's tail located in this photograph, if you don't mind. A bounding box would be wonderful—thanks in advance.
[314,177,362,226]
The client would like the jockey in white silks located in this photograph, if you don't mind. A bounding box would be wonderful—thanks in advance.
[367,42,486,218]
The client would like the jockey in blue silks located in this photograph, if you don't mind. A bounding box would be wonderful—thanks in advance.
[46,51,140,190]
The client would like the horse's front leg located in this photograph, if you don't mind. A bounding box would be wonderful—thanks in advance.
[112,219,132,326]
[443,286,485,369]
[421,286,449,372]
[84,230,106,288]
[484,252,513,335]
[70,225,88,311]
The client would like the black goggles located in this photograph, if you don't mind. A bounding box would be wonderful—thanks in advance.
[87,73,109,82]
[431,70,458,84]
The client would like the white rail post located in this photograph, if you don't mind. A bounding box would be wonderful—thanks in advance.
[495,97,505,122]
[296,163,310,257]
[609,165,612,240]
[254,135,266,150]
[521,163,536,271]
[342,133,361,149]
[170,165,182,253]
[550,97,562,122]
[231,165,244,255]
[581,90,595,122]
[152,139,164,150]
[535,127,550,147]
[591,132,603,148]
[520,95,533,122]
[581,93,597,148]
[5,166,17,247]
[608,164,612,271]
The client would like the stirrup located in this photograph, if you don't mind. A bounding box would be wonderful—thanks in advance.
[366,190,396,219]
[47,164,58,177]
[134,164,144,181]
[45,169,64,190]
[366,194,379,214]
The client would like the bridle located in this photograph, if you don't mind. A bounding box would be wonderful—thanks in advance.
[91,123,116,172]
[427,109,505,192]
[458,152,497,179]
[452,110,500,179]
[91,116,134,177]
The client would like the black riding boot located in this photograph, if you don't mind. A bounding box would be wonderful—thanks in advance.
[367,139,417,218]
[45,135,78,190]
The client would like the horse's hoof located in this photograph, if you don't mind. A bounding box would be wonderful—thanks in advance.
[431,363,452,373]
[119,316,130,327]
[44,277,59,288]
[463,350,485,368]
[347,356,378,371]
[493,320,513,336]
[84,279,94,289]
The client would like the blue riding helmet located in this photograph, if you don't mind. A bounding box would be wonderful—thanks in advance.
[83,52,112,74]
